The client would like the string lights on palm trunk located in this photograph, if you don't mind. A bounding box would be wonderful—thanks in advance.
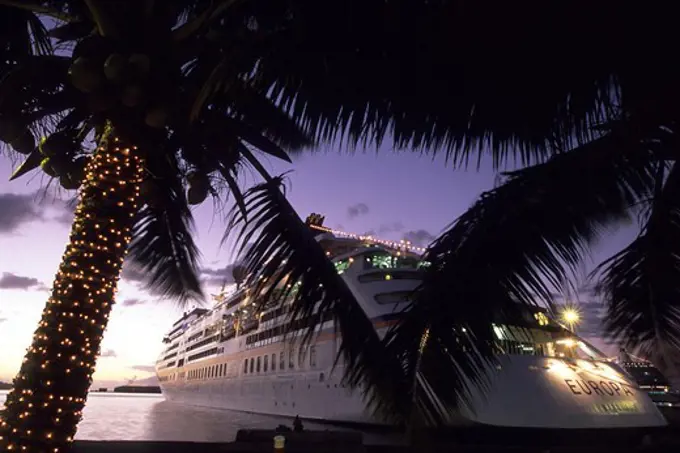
[0,129,144,453]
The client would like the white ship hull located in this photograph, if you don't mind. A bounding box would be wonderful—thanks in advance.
[156,224,668,430]
[158,324,667,429]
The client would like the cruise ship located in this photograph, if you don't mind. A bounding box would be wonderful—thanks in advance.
[156,214,667,429]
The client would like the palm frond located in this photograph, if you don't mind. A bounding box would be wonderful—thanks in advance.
[597,162,680,367]
[127,160,204,305]
[228,0,651,165]
[0,1,73,23]
[382,132,658,424]
[226,177,413,423]
[221,80,314,152]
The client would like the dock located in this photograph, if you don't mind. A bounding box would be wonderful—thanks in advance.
[70,425,680,453]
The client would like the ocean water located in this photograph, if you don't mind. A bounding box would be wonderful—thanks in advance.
[0,391,401,445]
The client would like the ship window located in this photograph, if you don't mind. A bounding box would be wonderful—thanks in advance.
[244,359,248,374]
[264,354,269,372]
[272,353,276,371]
[280,352,285,370]
[289,349,294,369]
[358,271,421,283]
[310,346,317,367]
[250,358,254,373]
[534,312,550,326]
[334,259,351,274]
[256,356,261,373]
[375,291,412,304]
[364,252,419,270]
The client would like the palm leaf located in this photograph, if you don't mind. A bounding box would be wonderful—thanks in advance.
[9,147,42,180]
[0,1,73,23]
[384,131,659,423]
[222,80,314,152]
[127,164,204,305]
[597,162,680,368]
[229,0,642,166]
[226,177,413,424]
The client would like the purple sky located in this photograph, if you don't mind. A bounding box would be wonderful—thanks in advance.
[0,144,637,387]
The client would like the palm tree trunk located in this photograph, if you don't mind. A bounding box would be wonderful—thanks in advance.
[0,123,144,453]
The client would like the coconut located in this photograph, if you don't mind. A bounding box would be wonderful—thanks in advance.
[186,170,204,185]
[40,133,73,157]
[128,54,151,77]
[144,107,168,128]
[10,131,35,154]
[206,28,223,41]
[87,91,117,112]
[69,57,104,93]
[60,174,80,190]
[121,85,144,107]
[73,35,106,60]
[187,184,209,205]
[48,156,72,176]
[103,53,128,83]
[40,158,58,177]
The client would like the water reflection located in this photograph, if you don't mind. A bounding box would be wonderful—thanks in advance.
[0,391,402,445]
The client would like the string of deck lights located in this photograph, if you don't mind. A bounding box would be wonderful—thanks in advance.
[0,130,145,453]
[308,224,427,254]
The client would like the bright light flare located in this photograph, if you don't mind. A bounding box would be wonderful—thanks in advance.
[560,306,581,331]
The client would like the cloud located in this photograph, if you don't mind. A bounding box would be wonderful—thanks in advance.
[130,365,155,373]
[53,210,75,226]
[121,265,146,283]
[100,349,117,358]
[0,193,42,233]
[121,298,145,307]
[0,272,45,291]
[347,203,369,219]
[0,192,75,232]
[402,229,436,247]
[201,265,235,287]
[0,318,6,324]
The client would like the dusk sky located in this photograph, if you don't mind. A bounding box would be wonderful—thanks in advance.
[0,143,638,388]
